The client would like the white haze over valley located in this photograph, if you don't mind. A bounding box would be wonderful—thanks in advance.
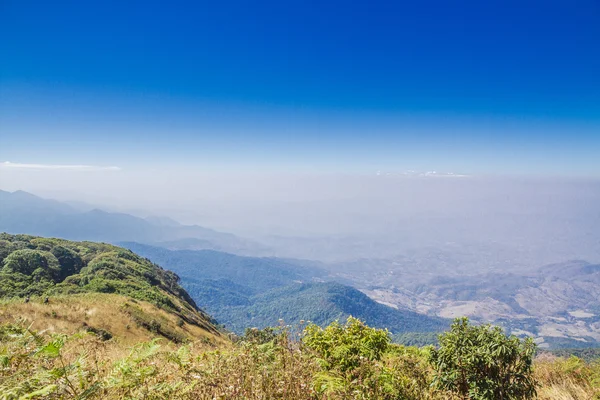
[3,164,600,345]
[1,165,598,269]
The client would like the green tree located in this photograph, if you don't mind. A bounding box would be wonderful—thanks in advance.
[429,317,537,400]
[51,245,84,281]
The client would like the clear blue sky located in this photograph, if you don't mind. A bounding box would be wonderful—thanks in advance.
[1,0,599,175]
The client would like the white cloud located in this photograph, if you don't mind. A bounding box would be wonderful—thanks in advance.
[1,161,121,171]
[422,171,469,178]
[375,170,470,178]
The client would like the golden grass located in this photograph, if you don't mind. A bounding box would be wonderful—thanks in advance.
[0,293,225,347]
[534,354,600,400]
[2,297,600,399]
[0,323,320,399]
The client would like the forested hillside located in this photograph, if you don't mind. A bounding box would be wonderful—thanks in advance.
[121,241,326,293]
[185,280,447,335]
[0,233,222,343]
[122,243,446,336]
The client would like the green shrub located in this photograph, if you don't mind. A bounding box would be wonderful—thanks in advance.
[243,326,279,344]
[3,317,595,400]
[303,316,390,373]
[302,317,431,399]
[430,317,537,400]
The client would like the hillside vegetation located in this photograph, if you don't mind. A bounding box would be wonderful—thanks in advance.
[2,315,599,399]
[189,280,447,335]
[0,233,222,343]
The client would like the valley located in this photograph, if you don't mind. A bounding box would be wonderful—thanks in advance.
[354,260,600,348]
[1,189,599,348]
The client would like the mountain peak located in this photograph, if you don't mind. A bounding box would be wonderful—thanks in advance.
[145,215,182,227]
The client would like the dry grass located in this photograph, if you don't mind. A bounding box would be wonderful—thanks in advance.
[534,354,600,400]
[0,293,224,347]
[0,323,321,399]
[0,317,450,400]
[2,303,600,399]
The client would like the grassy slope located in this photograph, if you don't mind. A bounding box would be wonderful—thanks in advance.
[0,293,225,346]
[1,315,597,400]
[0,233,223,344]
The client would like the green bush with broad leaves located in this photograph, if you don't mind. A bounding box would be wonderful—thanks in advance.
[429,317,537,400]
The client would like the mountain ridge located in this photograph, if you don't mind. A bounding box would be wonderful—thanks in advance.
[0,189,263,254]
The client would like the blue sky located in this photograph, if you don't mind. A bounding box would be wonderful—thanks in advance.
[1,0,599,176]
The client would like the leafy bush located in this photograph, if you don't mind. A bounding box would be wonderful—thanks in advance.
[51,245,84,280]
[303,316,390,373]
[430,317,537,400]
[243,326,279,345]
[303,317,437,399]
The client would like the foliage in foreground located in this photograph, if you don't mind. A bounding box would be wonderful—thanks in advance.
[2,316,600,399]
[0,317,434,400]
[430,317,537,399]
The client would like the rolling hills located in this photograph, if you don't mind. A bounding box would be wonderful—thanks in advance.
[121,242,448,335]
[0,233,446,344]
[121,241,329,292]
[361,260,600,348]
[198,281,447,334]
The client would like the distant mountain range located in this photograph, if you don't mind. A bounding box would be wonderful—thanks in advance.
[0,189,264,254]
[120,242,328,293]
[0,190,447,337]
[3,189,600,347]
